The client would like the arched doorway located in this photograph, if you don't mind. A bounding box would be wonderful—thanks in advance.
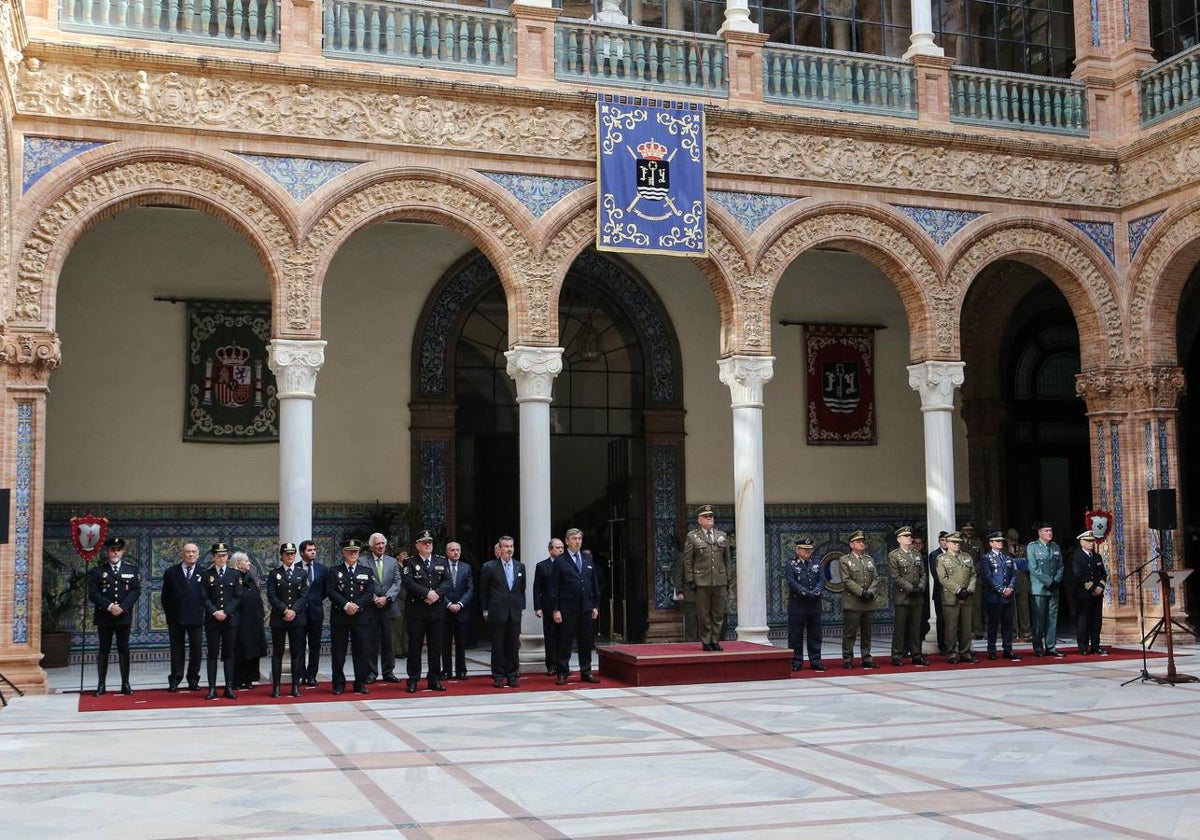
[1176,264,1200,630]
[411,248,685,643]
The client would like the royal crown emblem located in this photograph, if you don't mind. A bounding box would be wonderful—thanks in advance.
[203,343,262,409]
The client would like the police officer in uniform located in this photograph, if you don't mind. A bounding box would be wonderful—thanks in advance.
[936,532,977,664]
[401,530,452,692]
[1027,522,1065,657]
[784,537,825,671]
[266,541,309,697]
[1070,530,1108,655]
[887,526,927,666]
[839,530,880,668]
[980,531,1020,660]
[682,505,730,651]
[201,542,245,699]
[327,538,376,695]
[86,535,141,696]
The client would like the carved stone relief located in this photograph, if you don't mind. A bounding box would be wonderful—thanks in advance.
[1076,367,1186,413]
[1127,210,1200,365]
[0,329,61,386]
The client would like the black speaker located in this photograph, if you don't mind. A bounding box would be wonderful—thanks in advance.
[1148,488,1178,531]
[0,489,8,544]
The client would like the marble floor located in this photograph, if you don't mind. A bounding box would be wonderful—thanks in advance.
[2,638,1199,839]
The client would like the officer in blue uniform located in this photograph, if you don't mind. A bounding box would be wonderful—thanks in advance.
[201,542,245,699]
[402,530,452,692]
[1070,530,1108,655]
[327,538,376,695]
[266,541,309,697]
[784,536,825,671]
[86,535,141,696]
[980,531,1020,660]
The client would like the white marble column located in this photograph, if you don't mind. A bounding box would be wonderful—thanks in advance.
[907,360,964,652]
[904,0,944,58]
[512,0,552,8]
[505,346,564,654]
[591,0,627,23]
[719,0,758,33]
[268,339,326,546]
[717,355,774,644]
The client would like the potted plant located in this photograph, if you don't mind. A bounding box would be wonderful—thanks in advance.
[41,549,88,668]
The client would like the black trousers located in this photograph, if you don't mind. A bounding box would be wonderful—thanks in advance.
[330,622,370,688]
[1077,594,1104,652]
[303,617,324,681]
[167,622,203,685]
[986,602,1015,654]
[788,611,822,665]
[205,619,237,688]
[406,613,446,681]
[97,624,132,659]
[366,611,396,677]
[442,618,470,677]
[271,623,306,686]
[541,613,559,671]
[489,618,521,678]
[556,610,596,676]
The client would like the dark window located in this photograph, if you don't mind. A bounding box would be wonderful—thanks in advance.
[932,0,1075,76]
[1150,0,1200,60]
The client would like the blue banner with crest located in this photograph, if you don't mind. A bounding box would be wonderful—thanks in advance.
[596,94,706,257]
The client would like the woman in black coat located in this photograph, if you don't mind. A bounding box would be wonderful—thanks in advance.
[232,552,267,688]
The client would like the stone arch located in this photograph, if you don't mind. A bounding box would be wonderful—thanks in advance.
[1127,202,1200,366]
[751,202,943,361]
[945,217,1123,370]
[12,148,296,332]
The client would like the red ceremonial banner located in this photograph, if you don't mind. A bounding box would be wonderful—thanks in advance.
[804,324,877,445]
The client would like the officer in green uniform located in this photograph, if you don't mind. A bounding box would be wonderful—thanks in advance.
[839,530,880,668]
[682,504,730,651]
[1026,522,1065,657]
[887,525,927,666]
[936,532,977,664]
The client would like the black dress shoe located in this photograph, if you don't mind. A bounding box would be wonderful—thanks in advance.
[186,682,200,691]
[962,654,978,664]
[354,684,369,695]
[493,677,505,688]
[891,656,903,666]
[167,684,178,694]
[711,643,724,651]
[1097,647,1109,656]
[946,656,959,665]
[206,688,218,700]
[581,673,601,683]
[271,686,282,698]
[93,687,106,697]
[987,652,997,661]
[843,659,854,669]
[456,673,468,681]
[1005,652,1021,661]
[701,642,713,651]
[332,686,345,695]
[555,674,568,685]
[120,684,134,695]
[405,680,418,693]
[508,677,521,688]
[382,674,401,683]
[546,667,556,676]
[913,656,928,666]
[861,659,880,669]
[291,685,302,697]
[791,662,802,671]
[429,681,446,691]
[365,675,377,684]
[1049,649,1065,658]
[811,663,827,672]
[224,688,238,700]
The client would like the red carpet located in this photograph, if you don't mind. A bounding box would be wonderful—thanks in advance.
[75,647,1171,712]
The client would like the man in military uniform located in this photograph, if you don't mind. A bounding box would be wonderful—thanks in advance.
[1070,530,1108,656]
[1027,522,1065,657]
[266,541,309,697]
[682,505,730,651]
[784,537,825,671]
[887,526,927,666]
[980,531,1020,661]
[533,538,564,675]
[86,535,141,696]
[401,530,452,692]
[936,532,977,664]
[160,541,204,692]
[839,530,880,668]
[327,538,376,694]
[201,542,245,699]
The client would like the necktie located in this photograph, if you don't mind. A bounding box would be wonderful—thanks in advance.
[574,553,582,572]
[707,531,714,544]
[504,562,513,588]
[218,568,224,580]
[377,558,383,579]
[308,563,314,583]
[450,563,457,584]
[184,567,191,582]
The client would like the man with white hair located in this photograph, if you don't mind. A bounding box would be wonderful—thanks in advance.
[364,532,402,683]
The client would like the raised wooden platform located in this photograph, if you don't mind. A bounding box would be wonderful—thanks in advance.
[596,641,792,686]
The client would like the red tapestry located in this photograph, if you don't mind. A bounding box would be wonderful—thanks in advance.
[804,324,876,445]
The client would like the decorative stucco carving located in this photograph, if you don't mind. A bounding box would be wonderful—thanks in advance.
[1127,211,1200,364]
[0,0,24,95]
[1121,134,1200,206]
[281,250,316,333]
[14,161,291,325]
[1076,367,1186,413]
[267,339,325,399]
[946,227,1123,364]
[707,126,1119,208]
[505,346,564,402]
[0,329,61,385]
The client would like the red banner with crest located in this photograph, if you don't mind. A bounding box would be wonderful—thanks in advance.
[804,324,877,446]
[70,514,109,561]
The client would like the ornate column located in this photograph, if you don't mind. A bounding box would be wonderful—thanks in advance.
[905,0,944,58]
[908,361,964,652]
[0,329,61,693]
[505,346,564,655]
[717,355,774,644]
[268,339,326,546]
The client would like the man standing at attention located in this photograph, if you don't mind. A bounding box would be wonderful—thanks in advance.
[682,505,730,651]
[887,526,927,666]
[442,540,474,680]
[298,539,327,686]
[201,542,244,699]
[87,535,141,696]
[839,530,880,669]
[980,530,1020,661]
[1027,522,1065,658]
[533,538,564,675]
[364,532,402,684]
[480,535,525,688]
[551,528,603,684]
[160,541,204,692]
[327,538,376,695]
[784,537,825,671]
[936,532,977,664]
[402,530,451,692]
[266,541,309,697]
[1070,530,1108,656]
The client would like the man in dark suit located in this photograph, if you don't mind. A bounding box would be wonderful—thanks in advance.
[266,541,309,697]
[401,530,452,692]
[550,527,602,685]
[298,539,327,686]
[201,542,245,700]
[479,535,526,688]
[160,541,205,692]
[364,532,402,683]
[441,540,474,680]
[927,531,950,655]
[86,535,141,696]
[327,538,376,695]
[533,537,564,675]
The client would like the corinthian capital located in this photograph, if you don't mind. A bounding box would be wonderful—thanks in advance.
[718,355,774,408]
[1076,366,1186,413]
[505,346,564,402]
[1,329,61,387]
[907,361,965,411]
[268,339,326,399]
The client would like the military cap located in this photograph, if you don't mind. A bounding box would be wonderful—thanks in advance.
[795,536,815,549]
[961,521,977,530]
[341,538,363,551]
[946,531,964,543]
[211,542,229,555]
[894,526,913,538]
[1076,530,1097,542]
[415,530,435,543]
[696,504,715,517]
[986,530,1004,541]
[103,536,126,549]
[847,529,867,543]
[280,541,298,554]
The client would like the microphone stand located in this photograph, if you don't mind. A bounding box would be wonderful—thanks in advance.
[1120,557,1155,687]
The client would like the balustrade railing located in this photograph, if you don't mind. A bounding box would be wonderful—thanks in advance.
[1140,44,1200,126]
[555,19,727,96]
[949,66,1087,135]
[763,44,916,117]
[58,0,278,48]
[324,0,515,73]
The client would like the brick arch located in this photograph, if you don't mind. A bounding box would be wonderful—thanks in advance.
[751,202,942,361]
[945,218,1122,369]
[1127,202,1200,366]
[302,167,546,343]
[12,148,296,333]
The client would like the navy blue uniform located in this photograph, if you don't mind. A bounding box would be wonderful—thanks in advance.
[784,555,824,669]
[980,549,1018,657]
[327,561,376,692]
[266,562,309,694]
[201,564,245,691]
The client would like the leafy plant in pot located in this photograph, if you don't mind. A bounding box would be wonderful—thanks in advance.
[41,549,88,668]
